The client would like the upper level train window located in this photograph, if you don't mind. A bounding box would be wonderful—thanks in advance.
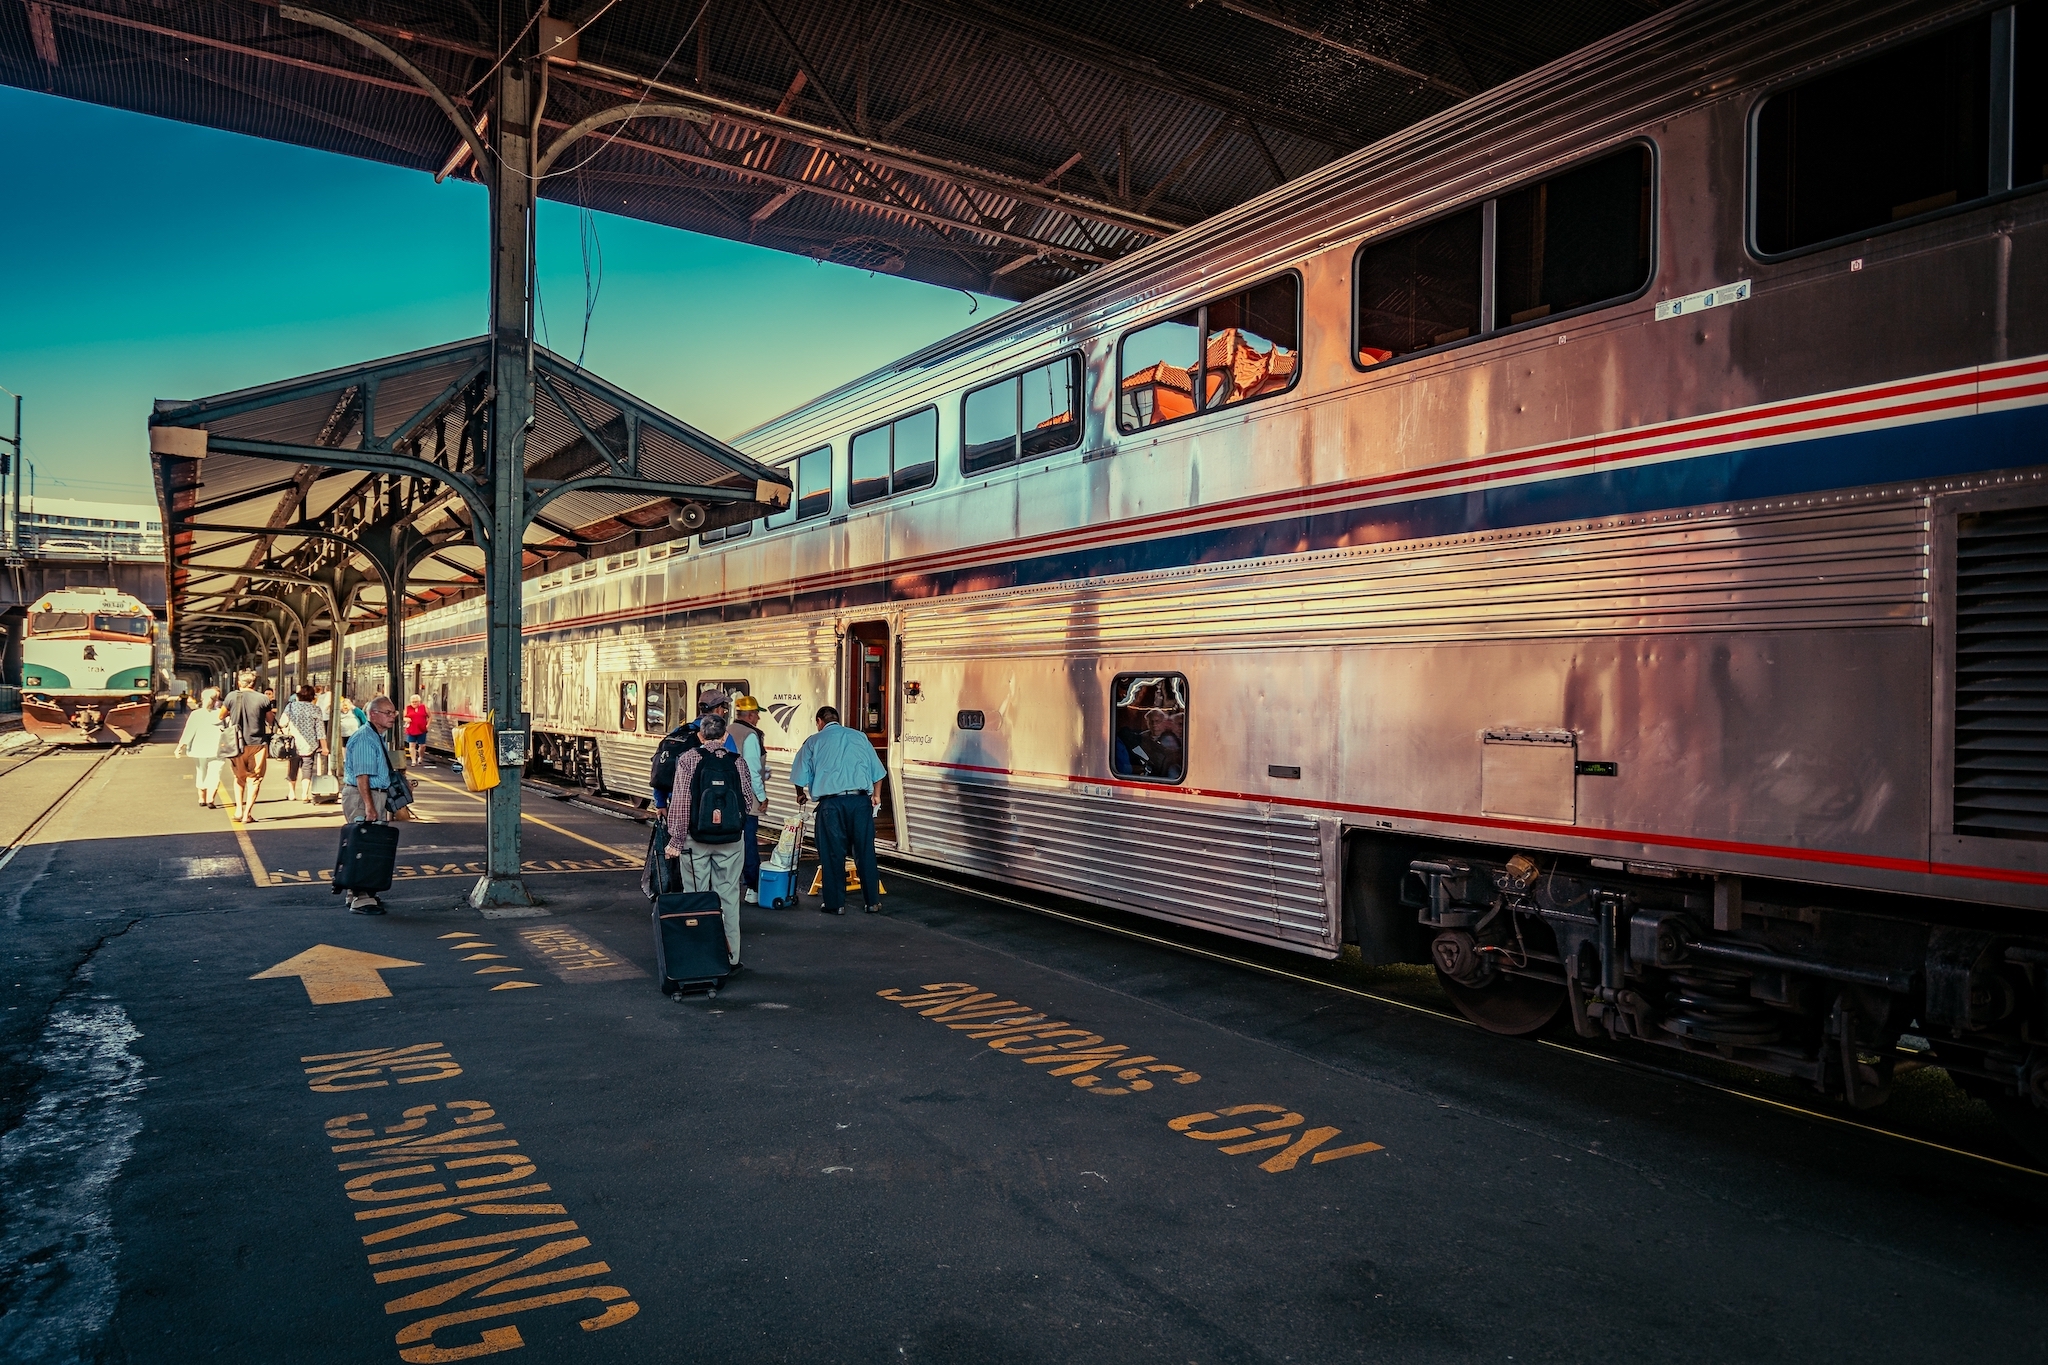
[766,444,832,530]
[963,354,1082,475]
[2020,3,2048,189]
[1495,147,1651,327]
[1356,145,1652,367]
[1110,672,1188,784]
[1355,208,1483,363]
[701,518,751,545]
[849,406,939,506]
[1752,11,2037,256]
[1117,274,1300,433]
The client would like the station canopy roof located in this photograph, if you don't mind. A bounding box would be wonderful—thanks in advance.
[3,0,1666,300]
[148,337,788,662]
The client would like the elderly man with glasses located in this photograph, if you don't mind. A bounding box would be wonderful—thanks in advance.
[339,695,400,915]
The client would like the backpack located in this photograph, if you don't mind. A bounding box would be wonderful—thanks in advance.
[687,747,746,844]
[649,723,700,796]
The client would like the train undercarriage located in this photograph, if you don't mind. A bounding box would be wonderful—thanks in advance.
[1346,837,2048,1161]
[528,730,604,792]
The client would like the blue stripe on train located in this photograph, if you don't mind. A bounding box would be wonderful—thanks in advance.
[556,401,2047,635]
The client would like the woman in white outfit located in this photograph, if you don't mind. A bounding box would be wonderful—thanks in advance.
[175,687,231,808]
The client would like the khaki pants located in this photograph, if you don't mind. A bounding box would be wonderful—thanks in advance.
[341,785,387,824]
[682,837,745,964]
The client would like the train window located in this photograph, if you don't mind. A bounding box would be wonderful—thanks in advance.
[1354,207,1484,365]
[1118,274,1299,432]
[697,679,750,714]
[644,681,667,733]
[1495,146,1652,328]
[701,518,752,545]
[1203,277,1300,413]
[1118,308,1200,430]
[963,355,1082,474]
[766,445,832,528]
[2021,4,2048,188]
[619,681,639,732]
[30,612,89,633]
[1753,15,1993,255]
[1110,672,1188,784]
[849,407,939,506]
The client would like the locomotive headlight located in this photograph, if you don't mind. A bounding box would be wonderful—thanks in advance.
[22,674,39,686]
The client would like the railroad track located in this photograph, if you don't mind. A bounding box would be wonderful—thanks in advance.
[0,743,122,875]
[525,767,2047,1179]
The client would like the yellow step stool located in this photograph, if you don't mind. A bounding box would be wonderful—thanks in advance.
[807,859,884,896]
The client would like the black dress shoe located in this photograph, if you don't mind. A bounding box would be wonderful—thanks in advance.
[724,962,746,978]
[819,905,844,916]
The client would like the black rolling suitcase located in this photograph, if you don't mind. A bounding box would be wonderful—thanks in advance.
[335,821,400,893]
[652,892,729,996]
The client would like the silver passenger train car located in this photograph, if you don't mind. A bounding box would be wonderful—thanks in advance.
[328,0,2048,1146]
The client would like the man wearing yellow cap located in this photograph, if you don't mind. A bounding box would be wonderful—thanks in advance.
[731,695,771,904]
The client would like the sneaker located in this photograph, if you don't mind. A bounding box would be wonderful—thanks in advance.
[865,903,881,914]
[819,905,844,916]
[724,962,746,978]
[348,898,386,916]
[743,888,757,905]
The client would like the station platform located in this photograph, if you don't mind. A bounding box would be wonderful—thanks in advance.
[3,734,2046,1363]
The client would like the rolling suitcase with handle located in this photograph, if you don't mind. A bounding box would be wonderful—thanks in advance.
[652,891,729,997]
[334,820,400,893]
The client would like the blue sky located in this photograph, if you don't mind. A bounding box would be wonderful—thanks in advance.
[0,87,1006,508]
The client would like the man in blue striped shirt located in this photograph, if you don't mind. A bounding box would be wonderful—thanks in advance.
[789,705,887,915]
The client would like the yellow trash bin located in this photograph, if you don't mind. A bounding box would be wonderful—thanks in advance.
[453,712,500,792]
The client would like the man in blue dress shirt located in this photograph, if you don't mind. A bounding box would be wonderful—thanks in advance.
[789,705,887,915]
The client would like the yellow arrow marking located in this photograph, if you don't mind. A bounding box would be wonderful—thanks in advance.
[491,981,541,990]
[437,932,474,939]
[249,945,424,1004]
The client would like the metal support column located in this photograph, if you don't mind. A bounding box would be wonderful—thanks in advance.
[472,58,538,910]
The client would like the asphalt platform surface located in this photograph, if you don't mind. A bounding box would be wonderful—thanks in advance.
[2,733,2045,1363]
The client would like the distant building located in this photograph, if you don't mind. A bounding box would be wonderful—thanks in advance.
[16,497,163,558]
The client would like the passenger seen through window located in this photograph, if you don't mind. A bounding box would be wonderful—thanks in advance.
[1111,673,1188,783]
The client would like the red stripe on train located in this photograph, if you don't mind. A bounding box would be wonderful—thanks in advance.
[908,759,2048,889]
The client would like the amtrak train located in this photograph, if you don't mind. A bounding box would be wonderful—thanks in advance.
[20,587,170,744]
[295,0,2048,1146]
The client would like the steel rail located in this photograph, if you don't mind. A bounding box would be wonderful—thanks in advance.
[0,744,122,876]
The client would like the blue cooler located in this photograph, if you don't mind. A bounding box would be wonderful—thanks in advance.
[757,866,799,910]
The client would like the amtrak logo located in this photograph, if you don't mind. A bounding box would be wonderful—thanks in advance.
[767,702,802,731]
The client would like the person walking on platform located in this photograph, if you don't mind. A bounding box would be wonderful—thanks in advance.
[404,694,430,767]
[790,705,886,915]
[175,687,231,808]
[282,685,328,803]
[225,670,272,823]
[664,712,760,972]
[731,695,770,904]
[340,695,399,914]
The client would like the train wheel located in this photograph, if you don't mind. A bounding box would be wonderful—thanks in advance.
[1434,969,1567,1036]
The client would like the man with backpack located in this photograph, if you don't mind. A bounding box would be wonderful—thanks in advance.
[663,712,761,973]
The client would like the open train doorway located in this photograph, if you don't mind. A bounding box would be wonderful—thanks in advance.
[844,620,895,844]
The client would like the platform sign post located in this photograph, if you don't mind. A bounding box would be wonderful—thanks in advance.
[471,58,538,911]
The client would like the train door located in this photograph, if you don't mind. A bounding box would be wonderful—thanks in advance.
[844,621,895,844]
